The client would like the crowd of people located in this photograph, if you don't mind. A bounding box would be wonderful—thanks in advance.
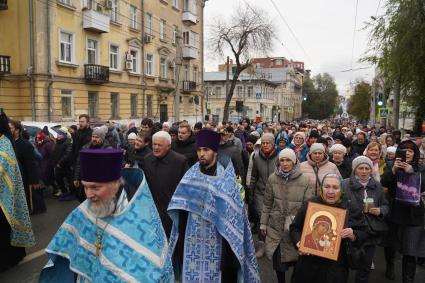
[1,110,425,283]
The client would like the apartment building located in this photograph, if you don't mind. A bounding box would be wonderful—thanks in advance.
[0,0,205,123]
[204,71,278,123]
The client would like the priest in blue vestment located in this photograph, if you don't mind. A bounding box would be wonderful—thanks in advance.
[168,130,261,283]
[40,148,174,282]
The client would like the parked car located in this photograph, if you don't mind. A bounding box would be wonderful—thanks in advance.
[22,122,62,139]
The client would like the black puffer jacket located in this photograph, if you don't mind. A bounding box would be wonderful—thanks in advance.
[71,127,92,163]
[330,158,352,179]
[172,134,197,167]
[51,138,72,168]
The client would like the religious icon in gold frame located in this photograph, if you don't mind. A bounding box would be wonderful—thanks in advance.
[299,202,346,261]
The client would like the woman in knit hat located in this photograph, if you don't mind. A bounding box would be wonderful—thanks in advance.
[342,156,389,282]
[290,173,368,283]
[381,140,425,281]
[260,148,314,283]
[300,143,341,195]
[330,144,352,179]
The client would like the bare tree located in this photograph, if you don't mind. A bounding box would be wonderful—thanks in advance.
[209,5,274,122]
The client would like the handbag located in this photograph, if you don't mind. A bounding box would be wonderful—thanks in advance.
[345,241,368,270]
[364,214,389,234]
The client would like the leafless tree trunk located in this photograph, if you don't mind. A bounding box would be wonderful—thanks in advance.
[209,5,274,122]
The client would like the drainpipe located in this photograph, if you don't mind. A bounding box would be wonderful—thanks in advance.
[46,0,53,122]
[141,0,146,117]
[29,0,36,120]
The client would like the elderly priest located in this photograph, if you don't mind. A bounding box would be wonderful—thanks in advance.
[40,148,173,282]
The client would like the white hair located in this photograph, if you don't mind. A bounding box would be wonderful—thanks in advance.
[261,133,275,144]
[152,130,171,144]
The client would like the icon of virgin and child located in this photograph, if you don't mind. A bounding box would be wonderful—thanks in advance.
[303,211,337,252]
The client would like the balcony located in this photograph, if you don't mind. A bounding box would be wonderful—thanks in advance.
[182,11,197,25]
[84,64,109,83]
[182,81,196,93]
[83,9,110,33]
[182,46,198,59]
[0,0,7,10]
[0,55,10,74]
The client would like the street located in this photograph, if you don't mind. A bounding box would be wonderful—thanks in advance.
[0,194,424,283]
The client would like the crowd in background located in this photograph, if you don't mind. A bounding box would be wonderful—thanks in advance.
[4,113,425,282]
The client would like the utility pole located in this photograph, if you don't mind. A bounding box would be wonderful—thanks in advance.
[393,76,401,129]
[225,56,230,120]
[370,78,376,126]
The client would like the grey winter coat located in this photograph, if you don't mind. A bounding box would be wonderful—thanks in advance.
[249,150,279,219]
[261,165,314,263]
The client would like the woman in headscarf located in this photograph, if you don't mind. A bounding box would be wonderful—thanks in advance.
[260,149,314,283]
[363,142,385,183]
[381,140,425,282]
[330,144,352,179]
[290,173,368,283]
[288,132,309,162]
[342,156,389,283]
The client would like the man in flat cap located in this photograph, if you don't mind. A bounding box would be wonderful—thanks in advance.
[167,130,260,283]
[40,149,173,282]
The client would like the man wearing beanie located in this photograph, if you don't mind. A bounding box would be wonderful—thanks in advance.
[330,144,352,179]
[300,143,341,195]
[168,130,260,283]
[73,126,112,202]
[40,149,174,282]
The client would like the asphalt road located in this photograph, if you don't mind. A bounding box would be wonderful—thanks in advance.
[1,195,424,283]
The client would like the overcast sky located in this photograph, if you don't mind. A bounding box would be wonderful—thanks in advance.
[203,0,383,96]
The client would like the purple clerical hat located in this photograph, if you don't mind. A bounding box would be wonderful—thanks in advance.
[196,130,221,152]
[80,149,123,182]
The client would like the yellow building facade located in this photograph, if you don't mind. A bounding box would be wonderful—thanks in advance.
[0,0,204,123]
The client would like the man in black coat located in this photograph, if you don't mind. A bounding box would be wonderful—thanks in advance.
[9,120,45,214]
[124,132,152,168]
[71,114,92,166]
[171,122,197,167]
[352,132,369,156]
[143,131,189,239]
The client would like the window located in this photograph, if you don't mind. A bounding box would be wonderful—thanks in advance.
[183,65,189,81]
[160,58,167,79]
[145,13,153,35]
[87,39,98,64]
[111,93,119,119]
[147,95,153,117]
[109,44,119,70]
[173,61,177,81]
[160,19,166,40]
[130,5,137,29]
[130,49,140,73]
[59,0,71,5]
[59,31,73,63]
[172,25,178,44]
[192,66,198,83]
[184,0,196,14]
[111,0,119,22]
[88,92,98,118]
[215,87,222,98]
[173,0,178,8]
[145,54,153,76]
[61,90,73,119]
[247,86,253,98]
[237,86,243,98]
[182,31,198,47]
[131,94,138,117]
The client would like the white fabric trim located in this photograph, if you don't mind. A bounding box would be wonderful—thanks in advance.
[79,205,167,268]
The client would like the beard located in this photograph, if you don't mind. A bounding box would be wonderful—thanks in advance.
[87,197,116,218]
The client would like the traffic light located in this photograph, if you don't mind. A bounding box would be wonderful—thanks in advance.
[377,93,384,106]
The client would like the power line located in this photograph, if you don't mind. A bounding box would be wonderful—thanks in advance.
[350,0,359,75]
[375,0,382,18]
[268,0,313,66]
[239,0,297,60]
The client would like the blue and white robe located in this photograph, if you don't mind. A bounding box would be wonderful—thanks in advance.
[39,168,174,283]
[168,160,261,283]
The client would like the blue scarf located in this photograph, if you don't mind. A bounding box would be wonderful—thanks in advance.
[40,168,174,282]
[168,161,260,283]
